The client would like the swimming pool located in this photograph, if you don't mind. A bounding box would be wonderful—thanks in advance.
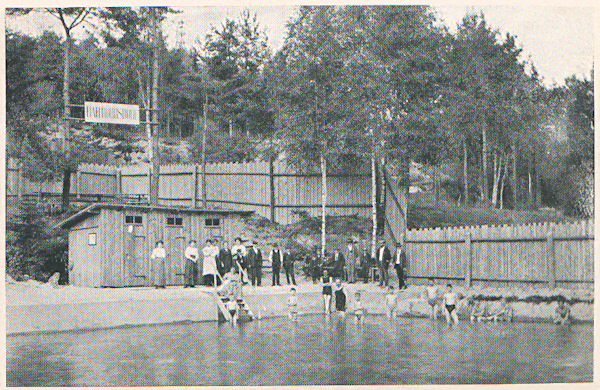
[6,315,592,386]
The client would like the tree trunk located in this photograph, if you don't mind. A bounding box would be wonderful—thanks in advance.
[463,138,469,205]
[499,153,508,210]
[320,152,327,261]
[371,152,377,259]
[512,142,518,209]
[534,151,542,209]
[61,33,72,212]
[527,152,533,208]
[481,116,489,205]
[491,152,500,208]
[149,7,160,205]
[433,165,439,206]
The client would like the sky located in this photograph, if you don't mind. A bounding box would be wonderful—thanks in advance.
[4,4,595,86]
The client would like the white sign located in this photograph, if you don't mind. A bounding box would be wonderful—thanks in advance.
[84,102,140,125]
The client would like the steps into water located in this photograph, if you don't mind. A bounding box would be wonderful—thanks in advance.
[215,294,254,323]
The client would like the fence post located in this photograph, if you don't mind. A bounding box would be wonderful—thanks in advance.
[76,170,81,199]
[269,158,275,223]
[546,224,556,290]
[464,232,472,288]
[116,168,122,202]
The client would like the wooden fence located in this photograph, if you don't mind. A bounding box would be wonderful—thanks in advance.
[404,220,594,290]
[6,158,373,224]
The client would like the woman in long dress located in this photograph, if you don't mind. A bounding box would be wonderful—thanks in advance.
[150,241,166,288]
[202,239,219,286]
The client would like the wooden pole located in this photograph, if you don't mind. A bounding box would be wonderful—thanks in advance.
[201,88,208,209]
[546,224,556,290]
[192,164,199,208]
[116,168,122,202]
[17,160,23,203]
[269,157,275,222]
[76,170,81,199]
[464,232,472,288]
[149,7,160,206]
[321,152,327,261]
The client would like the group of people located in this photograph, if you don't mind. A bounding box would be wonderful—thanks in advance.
[149,237,299,289]
[301,239,408,290]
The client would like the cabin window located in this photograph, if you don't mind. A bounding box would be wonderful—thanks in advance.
[88,233,97,246]
[167,217,183,226]
[126,215,142,224]
[205,218,220,227]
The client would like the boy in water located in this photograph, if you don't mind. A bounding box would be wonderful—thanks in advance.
[554,298,571,325]
[334,279,347,315]
[487,297,514,322]
[443,283,459,325]
[424,278,440,319]
[385,286,397,319]
[469,298,488,322]
[288,287,299,321]
[353,291,366,325]
[226,292,238,325]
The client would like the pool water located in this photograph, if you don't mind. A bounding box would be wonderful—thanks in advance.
[6,315,593,386]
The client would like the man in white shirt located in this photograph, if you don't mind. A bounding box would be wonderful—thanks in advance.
[184,240,199,287]
[394,242,407,289]
[377,240,391,287]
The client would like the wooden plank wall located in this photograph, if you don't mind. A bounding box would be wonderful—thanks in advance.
[405,220,594,290]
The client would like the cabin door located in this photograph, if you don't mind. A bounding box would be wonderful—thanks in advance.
[166,235,186,286]
[125,228,147,287]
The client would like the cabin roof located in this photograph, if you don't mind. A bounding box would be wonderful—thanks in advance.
[54,203,253,230]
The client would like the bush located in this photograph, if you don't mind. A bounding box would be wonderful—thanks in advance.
[6,204,68,283]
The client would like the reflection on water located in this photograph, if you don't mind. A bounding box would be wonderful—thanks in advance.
[6,315,593,386]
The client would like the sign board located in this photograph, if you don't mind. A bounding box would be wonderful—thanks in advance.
[84,102,140,125]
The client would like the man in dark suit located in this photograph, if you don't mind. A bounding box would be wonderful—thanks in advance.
[359,247,372,283]
[377,240,391,287]
[249,240,263,286]
[394,242,407,289]
[269,243,282,286]
[331,248,345,280]
[217,240,232,277]
[344,238,358,283]
[283,249,296,285]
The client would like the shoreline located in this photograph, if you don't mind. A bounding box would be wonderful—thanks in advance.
[6,280,594,335]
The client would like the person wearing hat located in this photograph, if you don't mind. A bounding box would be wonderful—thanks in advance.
[283,248,296,286]
[331,248,345,280]
[248,240,263,286]
[359,246,372,283]
[377,240,391,287]
[394,242,407,289]
[344,238,358,283]
[269,243,282,286]
[217,240,232,276]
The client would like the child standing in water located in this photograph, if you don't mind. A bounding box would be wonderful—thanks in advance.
[288,287,298,321]
[424,278,439,319]
[322,269,333,314]
[334,279,347,315]
[554,298,571,325]
[226,293,238,325]
[385,286,397,319]
[443,283,459,325]
[353,291,365,325]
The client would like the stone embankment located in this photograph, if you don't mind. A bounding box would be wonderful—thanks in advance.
[6,280,593,335]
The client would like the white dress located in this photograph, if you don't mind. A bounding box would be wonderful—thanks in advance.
[202,245,219,276]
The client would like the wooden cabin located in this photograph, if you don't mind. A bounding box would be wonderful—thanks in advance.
[56,203,252,287]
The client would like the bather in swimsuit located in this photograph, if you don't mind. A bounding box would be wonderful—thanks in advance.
[445,304,456,313]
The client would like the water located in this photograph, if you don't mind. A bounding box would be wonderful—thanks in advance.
[7,315,592,386]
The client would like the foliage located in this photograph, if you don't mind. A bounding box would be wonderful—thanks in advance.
[6,204,69,283]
